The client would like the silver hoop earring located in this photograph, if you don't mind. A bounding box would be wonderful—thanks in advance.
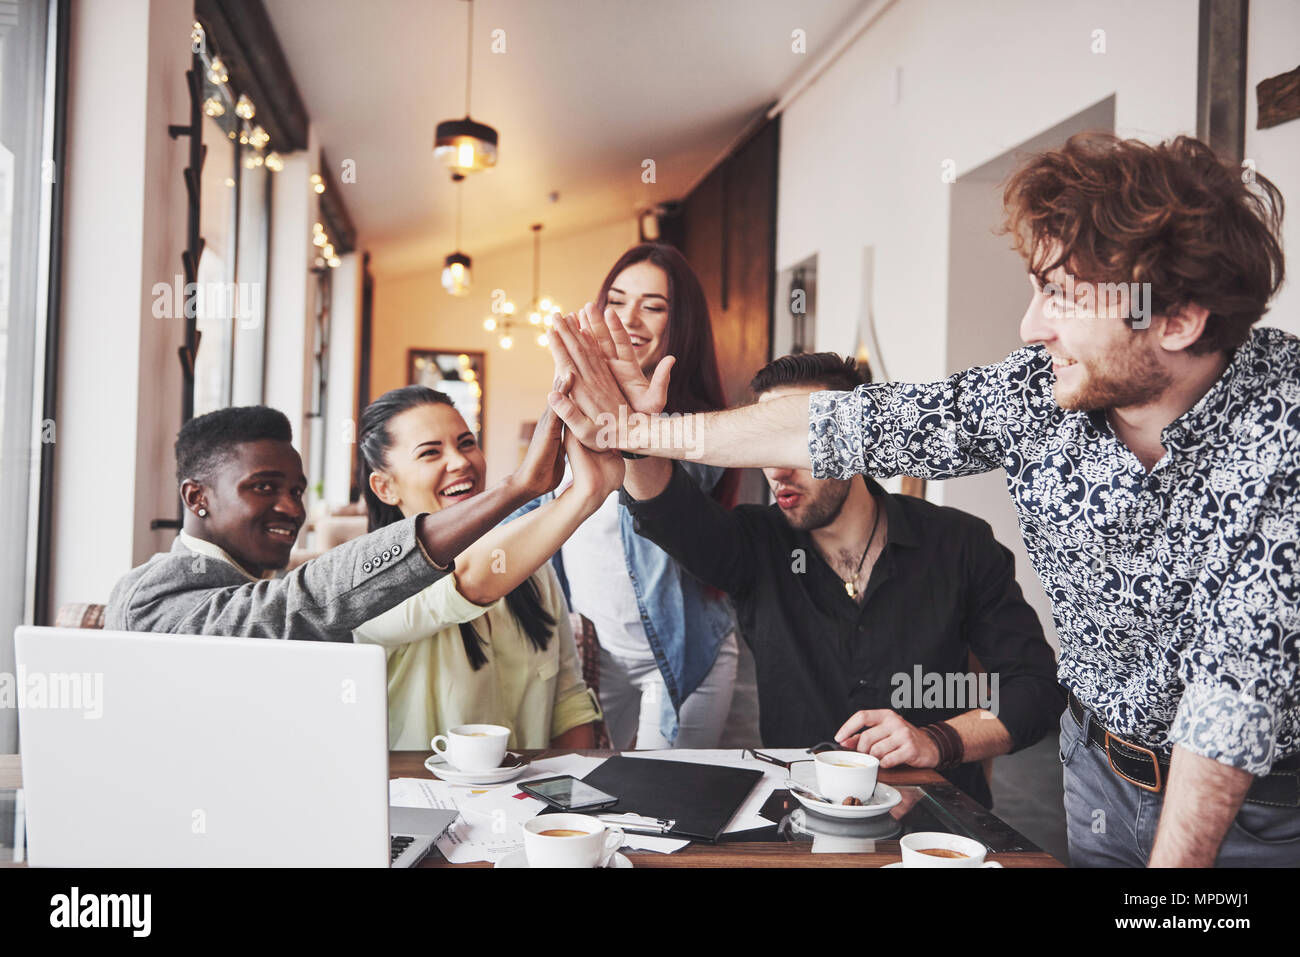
[197,508,208,517]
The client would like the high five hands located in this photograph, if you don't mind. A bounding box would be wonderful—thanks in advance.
[546,302,676,451]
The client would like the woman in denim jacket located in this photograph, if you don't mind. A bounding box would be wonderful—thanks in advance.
[513,243,740,748]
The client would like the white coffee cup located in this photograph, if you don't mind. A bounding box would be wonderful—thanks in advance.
[899,832,1003,868]
[430,723,510,772]
[813,750,880,803]
[522,814,625,868]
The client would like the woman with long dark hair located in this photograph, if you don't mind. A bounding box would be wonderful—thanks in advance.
[516,243,740,749]
[353,387,623,750]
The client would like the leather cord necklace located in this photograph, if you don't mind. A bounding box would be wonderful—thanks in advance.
[842,496,882,600]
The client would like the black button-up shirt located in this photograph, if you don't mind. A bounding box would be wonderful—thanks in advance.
[622,466,1065,807]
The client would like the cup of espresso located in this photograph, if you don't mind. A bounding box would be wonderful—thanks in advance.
[813,750,880,804]
[430,724,510,772]
[899,832,1003,868]
[522,814,625,868]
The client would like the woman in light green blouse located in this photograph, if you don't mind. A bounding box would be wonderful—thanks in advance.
[354,383,623,750]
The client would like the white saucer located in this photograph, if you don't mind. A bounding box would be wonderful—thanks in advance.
[787,782,902,820]
[424,754,528,786]
[494,849,632,869]
[879,859,1002,868]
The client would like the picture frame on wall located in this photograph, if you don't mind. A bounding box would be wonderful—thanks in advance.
[406,349,486,447]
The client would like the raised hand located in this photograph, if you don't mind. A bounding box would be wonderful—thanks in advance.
[547,312,646,451]
[513,373,572,497]
[576,302,674,415]
[564,424,625,503]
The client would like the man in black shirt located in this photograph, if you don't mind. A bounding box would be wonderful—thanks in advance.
[620,353,1064,807]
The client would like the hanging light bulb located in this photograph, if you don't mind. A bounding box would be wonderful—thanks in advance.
[310,173,325,195]
[234,93,255,119]
[328,256,342,268]
[499,335,513,350]
[435,119,499,174]
[442,254,472,296]
[202,97,225,117]
[433,0,499,174]
[441,173,472,296]
[248,125,270,150]
[207,57,229,84]
[483,317,497,331]
[536,333,549,347]
[265,152,284,172]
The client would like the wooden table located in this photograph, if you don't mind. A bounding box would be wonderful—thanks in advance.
[0,751,1062,868]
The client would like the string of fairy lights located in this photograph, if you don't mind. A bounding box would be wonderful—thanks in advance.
[191,21,341,270]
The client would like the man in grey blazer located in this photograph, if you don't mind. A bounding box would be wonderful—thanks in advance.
[107,404,565,642]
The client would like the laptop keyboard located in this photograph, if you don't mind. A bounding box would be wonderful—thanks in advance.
[390,833,434,868]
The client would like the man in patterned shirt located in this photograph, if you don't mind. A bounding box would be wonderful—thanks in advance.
[548,133,1297,867]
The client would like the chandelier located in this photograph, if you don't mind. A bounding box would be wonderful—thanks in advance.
[483,224,557,349]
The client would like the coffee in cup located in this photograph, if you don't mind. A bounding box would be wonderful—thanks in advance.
[522,814,624,868]
[899,832,1002,868]
[813,750,879,804]
[430,723,510,772]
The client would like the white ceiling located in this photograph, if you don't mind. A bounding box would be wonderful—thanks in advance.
[264,0,866,276]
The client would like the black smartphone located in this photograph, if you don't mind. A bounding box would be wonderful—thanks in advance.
[519,775,618,812]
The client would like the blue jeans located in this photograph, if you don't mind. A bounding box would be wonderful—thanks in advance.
[1060,709,1300,866]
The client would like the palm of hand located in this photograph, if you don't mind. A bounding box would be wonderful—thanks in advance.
[605,358,664,415]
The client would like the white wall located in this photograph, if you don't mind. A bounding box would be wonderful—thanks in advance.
[51,0,190,610]
[262,139,318,475]
[371,217,638,485]
[777,0,1205,401]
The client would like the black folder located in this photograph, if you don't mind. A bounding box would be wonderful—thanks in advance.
[580,755,763,843]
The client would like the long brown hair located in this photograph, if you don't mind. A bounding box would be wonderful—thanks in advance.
[1001,132,1285,354]
[596,243,738,507]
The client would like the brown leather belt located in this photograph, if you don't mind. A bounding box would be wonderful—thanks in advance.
[1067,690,1300,808]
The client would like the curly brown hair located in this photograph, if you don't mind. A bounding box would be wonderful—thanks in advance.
[1000,132,1285,354]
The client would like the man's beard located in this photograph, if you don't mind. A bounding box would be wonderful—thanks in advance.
[781,480,852,531]
[1056,336,1173,412]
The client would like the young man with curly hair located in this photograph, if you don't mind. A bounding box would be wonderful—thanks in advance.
[549,133,1297,867]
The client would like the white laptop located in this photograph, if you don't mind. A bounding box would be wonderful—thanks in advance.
[14,626,455,867]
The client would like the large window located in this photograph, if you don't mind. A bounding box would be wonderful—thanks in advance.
[191,27,271,416]
[0,0,59,752]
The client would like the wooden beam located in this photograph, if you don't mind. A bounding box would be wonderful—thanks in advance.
[1196,0,1249,162]
[195,0,309,153]
[317,150,358,255]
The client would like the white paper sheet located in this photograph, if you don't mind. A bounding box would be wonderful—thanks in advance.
[622,833,691,853]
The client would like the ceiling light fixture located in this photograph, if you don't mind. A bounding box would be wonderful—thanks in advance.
[442,172,472,296]
[434,0,498,175]
[483,223,559,350]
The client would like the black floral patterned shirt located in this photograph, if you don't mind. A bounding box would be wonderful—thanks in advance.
[808,326,1300,775]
